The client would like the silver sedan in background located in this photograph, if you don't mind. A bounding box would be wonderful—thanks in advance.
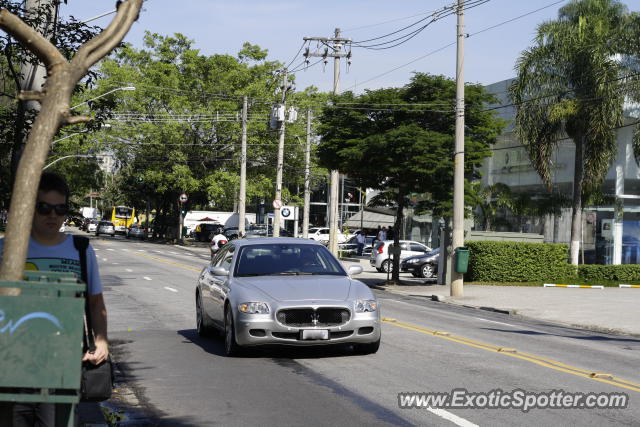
[195,238,381,356]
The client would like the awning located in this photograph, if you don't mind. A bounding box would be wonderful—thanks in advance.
[344,209,394,229]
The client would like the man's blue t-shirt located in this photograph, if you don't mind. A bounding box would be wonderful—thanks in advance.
[0,235,102,295]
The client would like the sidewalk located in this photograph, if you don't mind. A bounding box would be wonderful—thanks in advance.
[339,255,640,337]
[372,280,640,337]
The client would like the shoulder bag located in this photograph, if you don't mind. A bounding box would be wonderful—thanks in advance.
[73,236,113,402]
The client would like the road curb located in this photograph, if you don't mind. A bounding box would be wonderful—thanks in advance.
[543,283,604,289]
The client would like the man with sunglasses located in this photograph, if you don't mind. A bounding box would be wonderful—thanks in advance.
[0,172,108,427]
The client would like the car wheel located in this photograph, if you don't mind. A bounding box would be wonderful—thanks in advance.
[375,267,383,273]
[224,307,242,356]
[381,259,392,273]
[353,337,381,355]
[420,263,435,278]
[196,293,215,337]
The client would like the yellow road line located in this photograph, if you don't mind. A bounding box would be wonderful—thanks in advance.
[382,318,640,393]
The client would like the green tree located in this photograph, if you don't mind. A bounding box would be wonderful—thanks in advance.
[317,73,504,280]
[78,33,303,237]
[0,1,101,209]
[509,0,634,264]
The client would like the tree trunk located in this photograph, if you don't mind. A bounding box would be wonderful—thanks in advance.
[391,191,405,282]
[570,138,584,265]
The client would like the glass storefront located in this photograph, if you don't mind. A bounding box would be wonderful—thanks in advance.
[594,201,640,265]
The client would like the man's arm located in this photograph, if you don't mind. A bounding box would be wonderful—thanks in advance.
[83,292,109,364]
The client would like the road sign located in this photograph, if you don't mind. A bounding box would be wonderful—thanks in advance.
[280,205,298,221]
[272,199,282,209]
[179,193,188,203]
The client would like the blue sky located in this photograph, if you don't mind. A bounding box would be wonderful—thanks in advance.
[60,0,640,93]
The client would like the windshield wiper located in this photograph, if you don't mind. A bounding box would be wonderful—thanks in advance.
[266,272,314,276]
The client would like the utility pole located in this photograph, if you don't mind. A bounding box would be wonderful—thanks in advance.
[302,107,312,239]
[11,0,57,176]
[273,70,289,237]
[304,28,351,254]
[238,95,248,237]
[451,0,466,297]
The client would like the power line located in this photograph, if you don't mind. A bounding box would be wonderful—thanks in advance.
[342,0,569,92]
[350,0,489,50]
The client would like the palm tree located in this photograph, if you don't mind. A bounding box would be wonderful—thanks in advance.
[473,182,513,231]
[509,0,632,265]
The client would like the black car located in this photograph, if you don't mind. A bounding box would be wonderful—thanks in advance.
[223,226,240,240]
[244,224,291,238]
[338,235,375,256]
[193,223,224,241]
[400,248,440,278]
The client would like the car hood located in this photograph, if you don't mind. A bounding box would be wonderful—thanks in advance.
[236,275,353,302]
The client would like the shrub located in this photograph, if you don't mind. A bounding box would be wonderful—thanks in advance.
[465,241,577,282]
[578,264,640,282]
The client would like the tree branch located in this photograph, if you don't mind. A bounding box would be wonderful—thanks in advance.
[72,0,142,77]
[17,90,45,101]
[63,114,92,125]
[0,9,66,71]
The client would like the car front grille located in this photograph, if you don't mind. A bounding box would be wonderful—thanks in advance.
[276,307,351,327]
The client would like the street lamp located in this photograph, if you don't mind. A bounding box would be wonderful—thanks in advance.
[43,154,95,170]
[71,86,136,110]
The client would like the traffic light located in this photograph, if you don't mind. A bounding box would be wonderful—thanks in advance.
[181,209,187,216]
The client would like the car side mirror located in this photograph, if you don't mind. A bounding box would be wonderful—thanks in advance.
[211,266,229,276]
[347,265,363,276]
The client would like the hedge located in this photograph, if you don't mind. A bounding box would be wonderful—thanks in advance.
[577,264,640,282]
[465,241,577,282]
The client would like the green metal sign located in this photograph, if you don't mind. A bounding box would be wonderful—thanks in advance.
[0,274,84,403]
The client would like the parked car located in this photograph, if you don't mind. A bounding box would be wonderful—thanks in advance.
[195,238,380,356]
[308,227,350,243]
[369,240,431,273]
[66,217,83,227]
[86,219,99,233]
[126,224,147,240]
[223,226,240,240]
[400,248,440,278]
[244,224,291,238]
[193,223,224,242]
[95,221,115,237]
[338,235,375,256]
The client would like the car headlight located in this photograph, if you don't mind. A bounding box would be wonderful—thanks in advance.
[405,258,421,264]
[355,299,378,313]
[238,302,270,314]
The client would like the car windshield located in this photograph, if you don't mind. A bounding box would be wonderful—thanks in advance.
[235,244,346,277]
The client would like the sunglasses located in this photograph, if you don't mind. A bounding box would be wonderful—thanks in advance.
[35,201,69,216]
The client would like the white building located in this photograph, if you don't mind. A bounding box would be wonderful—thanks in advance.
[480,79,640,265]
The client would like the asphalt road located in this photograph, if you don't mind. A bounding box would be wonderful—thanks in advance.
[85,232,640,426]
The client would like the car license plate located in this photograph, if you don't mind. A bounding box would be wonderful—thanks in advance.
[301,329,329,340]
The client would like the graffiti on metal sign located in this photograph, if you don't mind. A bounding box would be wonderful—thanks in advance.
[0,309,63,334]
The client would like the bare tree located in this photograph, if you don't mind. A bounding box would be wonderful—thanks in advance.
[0,0,143,281]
